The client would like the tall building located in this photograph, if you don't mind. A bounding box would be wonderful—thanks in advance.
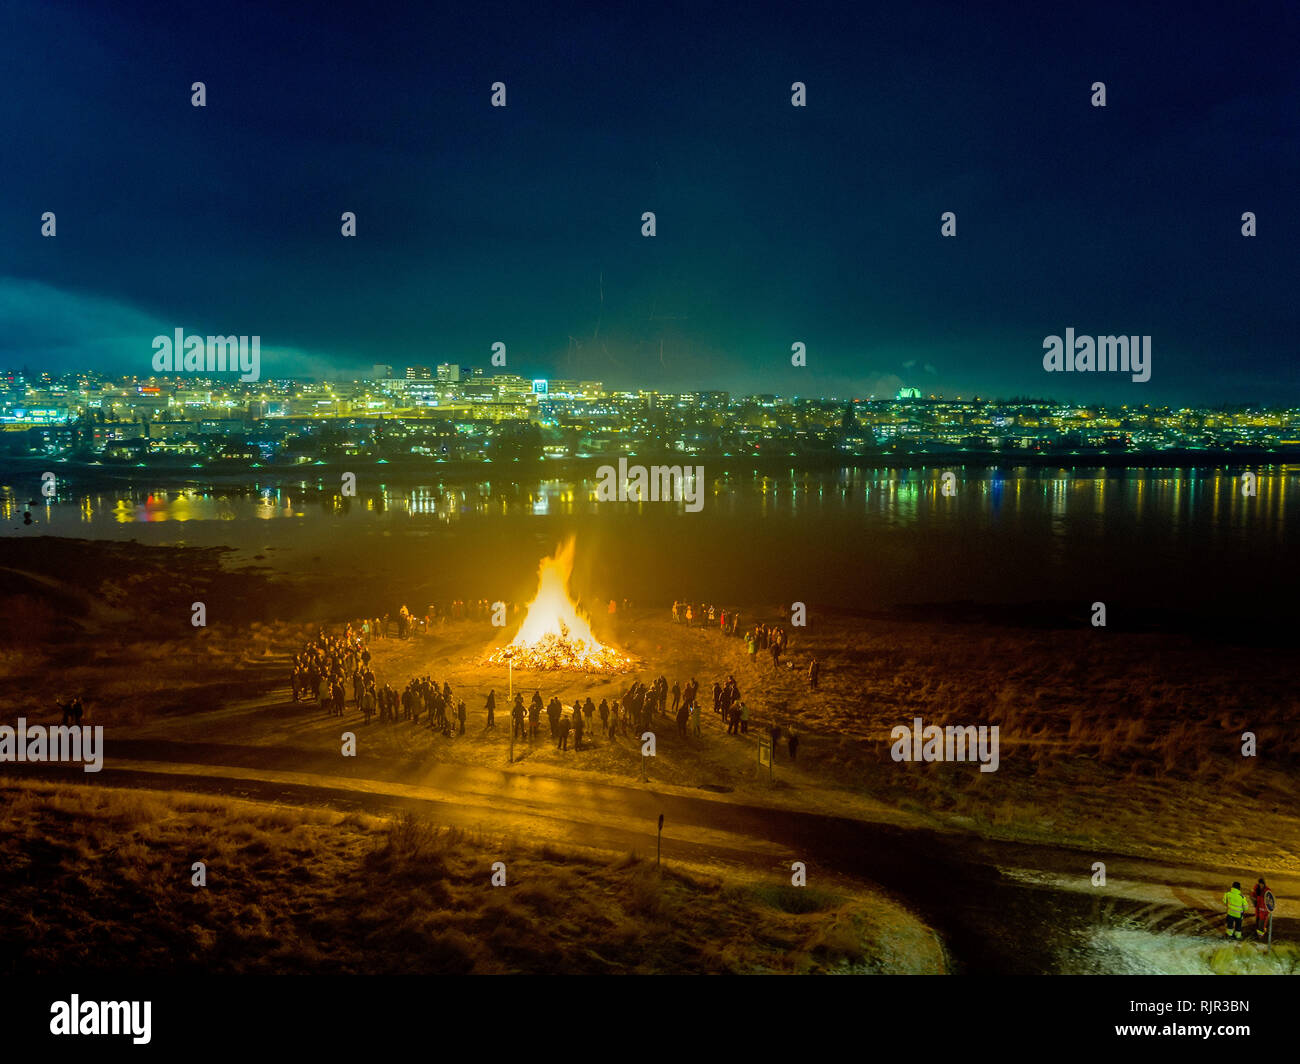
[406,366,432,380]
[2,370,28,401]
[372,364,393,380]
[436,363,465,383]
[495,374,534,402]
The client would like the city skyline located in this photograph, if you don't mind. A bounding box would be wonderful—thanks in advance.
[5,362,1300,409]
[5,362,1297,468]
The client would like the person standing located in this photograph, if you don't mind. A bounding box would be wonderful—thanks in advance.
[457,699,467,735]
[787,730,799,761]
[485,690,496,728]
[809,657,820,691]
[1252,878,1271,939]
[1223,881,1250,940]
[530,691,543,739]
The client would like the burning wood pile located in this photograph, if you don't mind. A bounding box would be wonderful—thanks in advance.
[482,540,636,673]
[484,625,635,672]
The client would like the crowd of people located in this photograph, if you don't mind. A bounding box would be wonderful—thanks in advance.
[287,588,824,773]
[671,600,741,634]
[672,600,820,689]
[671,601,790,666]
[745,622,790,669]
[290,626,469,736]
[332,599,637,639]
[290,627,371,715]
[287,622,803,760]
[328,601,527,642]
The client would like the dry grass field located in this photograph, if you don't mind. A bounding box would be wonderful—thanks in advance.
[0,780,944,975]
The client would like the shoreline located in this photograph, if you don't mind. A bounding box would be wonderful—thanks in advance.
[1,450,1296,493]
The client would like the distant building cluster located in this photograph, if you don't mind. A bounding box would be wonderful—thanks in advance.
[1,366,1297,466]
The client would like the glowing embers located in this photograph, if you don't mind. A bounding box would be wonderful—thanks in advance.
[482,539,635,672]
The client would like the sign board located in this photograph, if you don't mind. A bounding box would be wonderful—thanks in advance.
[758,738,772,768]
[1265,890,1275,913]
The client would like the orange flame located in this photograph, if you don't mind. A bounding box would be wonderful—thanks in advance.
[511,538,600,650]
[484,539,634,671]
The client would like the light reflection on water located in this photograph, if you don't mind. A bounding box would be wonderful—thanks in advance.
[1,467,1294,612]
[0,468,1293,539]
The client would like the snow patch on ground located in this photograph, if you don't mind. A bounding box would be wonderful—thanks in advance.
[1089,928,1290,975]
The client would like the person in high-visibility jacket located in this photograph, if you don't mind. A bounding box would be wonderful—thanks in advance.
[1223,881,1250,940]
[1252,878,1271,938]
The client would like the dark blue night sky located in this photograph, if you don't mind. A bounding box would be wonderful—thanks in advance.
[2,0,1297,402]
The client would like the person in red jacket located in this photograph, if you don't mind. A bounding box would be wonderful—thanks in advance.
[1252,878,1271,938]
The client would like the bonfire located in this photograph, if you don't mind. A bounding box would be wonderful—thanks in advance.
[482,540,636,673]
